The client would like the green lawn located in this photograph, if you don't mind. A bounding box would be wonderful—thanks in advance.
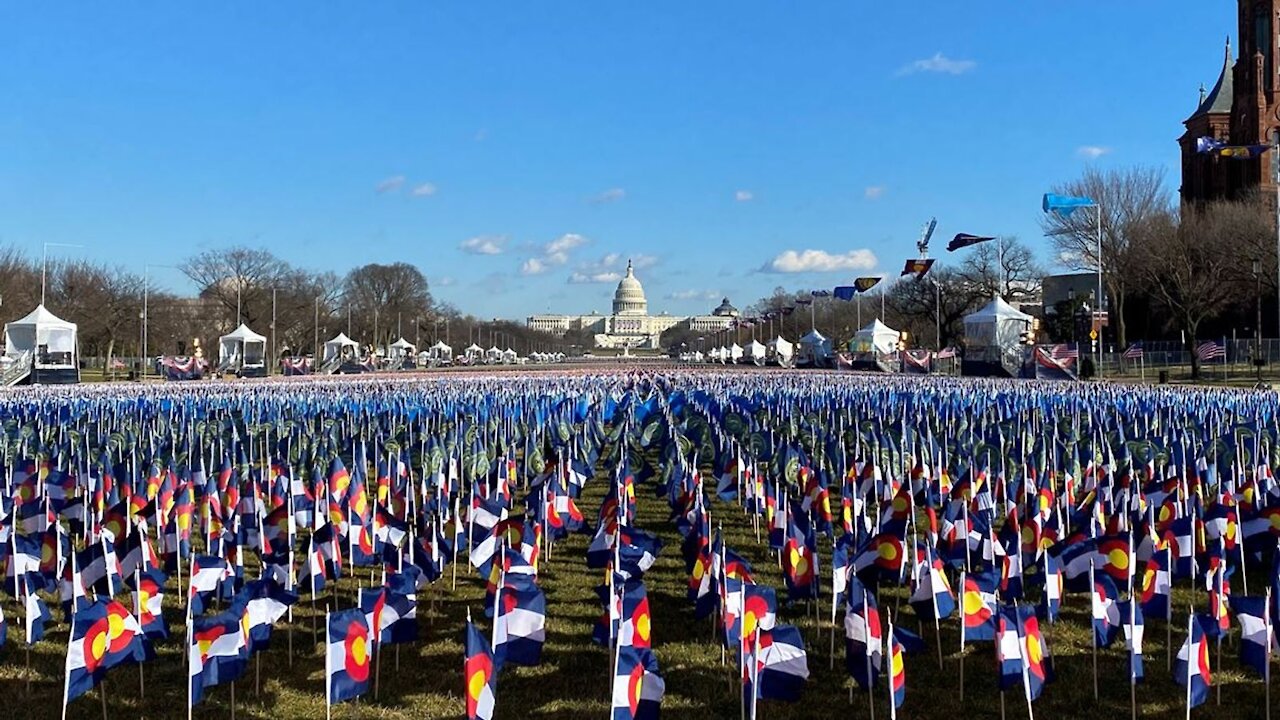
[4,455,1274,719]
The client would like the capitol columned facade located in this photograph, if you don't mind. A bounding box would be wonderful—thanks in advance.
[527,260,738,349]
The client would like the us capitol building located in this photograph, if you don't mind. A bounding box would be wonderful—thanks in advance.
[526,260,738,349]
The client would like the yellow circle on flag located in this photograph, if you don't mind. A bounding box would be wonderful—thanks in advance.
[1108,548,1128,571]
[351,635,368,667]
[636,613,651,643]
[468,669,487,700]
[1026,634,1043,664]
[963,590,984,616]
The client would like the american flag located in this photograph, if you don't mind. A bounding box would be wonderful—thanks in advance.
[1048,344,1079,359]
[1122,343,1143,360]
[936,346,957,359]
[1196,341,1225,361]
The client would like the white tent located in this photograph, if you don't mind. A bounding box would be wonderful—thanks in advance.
[769,336,794,366]
[463,343,484,364]
[4,304,78,377]
[747,340,767,366]
[797,329,832,367]
[429,340,453,364]
[323,333,361,364]
[501,348,518,364]
[388,337,416,359]
[964,296,1033,350]
[729,343,744,363]
[485,346,502,364]
[850,319,901,355]
[219,324,267,372]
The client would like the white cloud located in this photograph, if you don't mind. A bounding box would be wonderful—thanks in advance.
[520,258,549,275]
[1076,145,1111,159]
[735,190,754,202]
[761,249,878,273]
[520,233,590,275]
[667,289,721,301]
[568,271,624,284]
[375,175,405,193]
[896,53,977,77]
[433,275,456,287]
[864,186,885,200]
[459,235,508,255]
[410,182,438,197]
[574,253,659,279]
[590,187,626,204]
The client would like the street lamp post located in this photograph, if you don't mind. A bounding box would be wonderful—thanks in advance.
[1043,194,1104,379]
[1256,258,1264,383]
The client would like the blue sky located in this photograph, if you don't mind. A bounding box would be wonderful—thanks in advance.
[0,2,1234,320]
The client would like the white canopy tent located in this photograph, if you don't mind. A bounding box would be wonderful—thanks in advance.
[850,319,901,355]
[463,343,484,364]
[747,340,767,366]
[429,340,453,364]
[769,336,794,367]
[484,346,503,364]
[963,296,1033,375]
[4,305,78,378]
[728,343,744,364]
[501,348,518,364]
[323,333,361,364]
[388,337,416,359]
[964,297,1033,349]
[797,329,832,367]
[219,324,267,372]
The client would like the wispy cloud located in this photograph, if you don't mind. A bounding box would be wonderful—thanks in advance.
[667,289,721,301]
[433,275,456,287]
[568,271,624,284]
[375,175,405,194]
[735,190,754,202]
[1076,145,1111,159]
[761,249,878,273]
[589,187,626,204]
[896,52,976,77]
[459,235,508,255]
[410,182,438,197]
[864,186,885,200]
[520,258,549,276]
[519,233,590,275]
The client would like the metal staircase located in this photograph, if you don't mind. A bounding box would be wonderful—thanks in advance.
[1,352,32,386]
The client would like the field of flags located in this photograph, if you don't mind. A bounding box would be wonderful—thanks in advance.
[1,371,1280,718]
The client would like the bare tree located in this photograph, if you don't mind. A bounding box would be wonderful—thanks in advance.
[954,237,1043,303]
[886,269,989,349]
[1040,166,1170,348]
[180,247,293,331]
[48,261,144,370]
[342,263,433,351]
[1134,198,1272,377]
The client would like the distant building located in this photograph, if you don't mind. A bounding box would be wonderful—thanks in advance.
[1180,2,1280,209]
[526,260,735,349]
[1042,273,1108,315]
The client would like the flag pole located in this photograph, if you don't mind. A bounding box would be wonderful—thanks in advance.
[1185,610,1193,720]
[1266,586,1272,720]
[959,570,966,703]
[1090,558,1099,701]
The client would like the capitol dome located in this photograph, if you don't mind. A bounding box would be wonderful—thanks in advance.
[612,259,648,316]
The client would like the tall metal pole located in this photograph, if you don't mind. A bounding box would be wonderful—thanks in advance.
[271,288,277,376]
[142,268,148,380]
[935,278,942,351]
[314,296,319,360]
[1096,204,1104,379]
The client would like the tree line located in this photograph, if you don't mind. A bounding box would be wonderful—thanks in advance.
[5,247,567,370]
[669,165,1274,377]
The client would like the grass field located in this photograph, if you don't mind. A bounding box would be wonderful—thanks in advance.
[3,450,1275,720]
